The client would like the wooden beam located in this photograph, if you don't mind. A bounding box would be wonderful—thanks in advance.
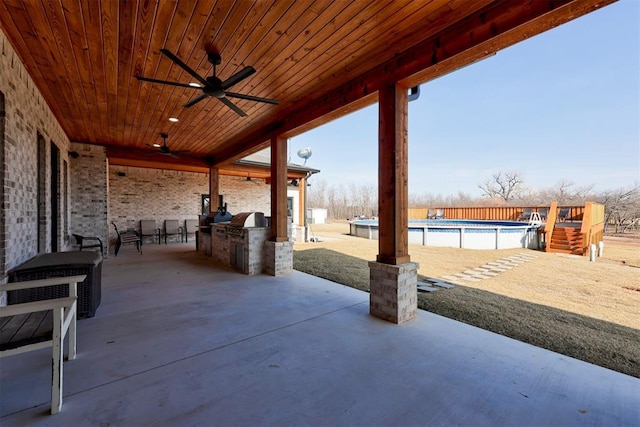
[210,0,612,164]
[270,136,289,242]
[377,83,410,265]
[209,167,219,214]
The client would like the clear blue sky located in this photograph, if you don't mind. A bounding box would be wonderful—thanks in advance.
[289,1,640,198]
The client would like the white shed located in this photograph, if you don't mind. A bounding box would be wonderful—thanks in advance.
[307,208,327,224]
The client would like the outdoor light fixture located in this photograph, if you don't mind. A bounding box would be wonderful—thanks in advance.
[68,151,79,159]
[168,117,179,122]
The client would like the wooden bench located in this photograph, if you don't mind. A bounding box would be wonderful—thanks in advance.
[1,275,85,414]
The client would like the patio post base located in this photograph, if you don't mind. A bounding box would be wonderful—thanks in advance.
[368,261,419,324]
[263,240,293,276]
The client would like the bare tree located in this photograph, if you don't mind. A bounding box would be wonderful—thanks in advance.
[478,171,525,203]
[596,185,640,233]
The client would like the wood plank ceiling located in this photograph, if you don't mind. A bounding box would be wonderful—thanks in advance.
[0,0,612,169]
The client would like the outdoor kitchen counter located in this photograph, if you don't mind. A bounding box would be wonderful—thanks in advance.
[209,224,270,275]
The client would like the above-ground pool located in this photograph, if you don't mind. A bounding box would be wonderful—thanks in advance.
[350,219,540,250]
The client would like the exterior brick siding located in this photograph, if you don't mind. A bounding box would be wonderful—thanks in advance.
[0,27,72,284]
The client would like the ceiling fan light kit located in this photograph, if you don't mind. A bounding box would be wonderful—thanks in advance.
[136,48,279,117]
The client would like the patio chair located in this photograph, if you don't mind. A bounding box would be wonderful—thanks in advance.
[72,234,104,255]
[184,219,198,242]
[435,209,445,220]
[140,220,160,244]
[537,207,549,221]
[164,220,183,244]
[111,222,142,256]
[427,208,436,219]
[517,207,533,221]
[558,207,571,222]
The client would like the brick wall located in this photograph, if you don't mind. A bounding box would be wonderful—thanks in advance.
[69,142,108,253]
[0,27,72,282]
[108,167,273,240]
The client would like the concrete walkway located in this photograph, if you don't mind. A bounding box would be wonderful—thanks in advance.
[1,244,638,426]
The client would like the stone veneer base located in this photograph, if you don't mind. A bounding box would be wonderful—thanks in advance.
[263,240,293,276]
[368,261,419,324]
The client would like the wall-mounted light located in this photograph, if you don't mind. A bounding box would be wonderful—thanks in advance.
[290,179,299,186]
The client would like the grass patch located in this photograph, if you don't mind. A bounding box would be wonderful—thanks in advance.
[294,222,640,378]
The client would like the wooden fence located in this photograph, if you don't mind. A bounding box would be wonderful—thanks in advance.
[408,206,585,221]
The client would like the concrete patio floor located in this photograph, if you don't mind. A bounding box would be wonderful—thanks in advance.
[1,243,638,426]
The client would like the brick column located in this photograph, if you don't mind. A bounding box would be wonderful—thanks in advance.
[369,261,419,324]
[263,240,293,276]
[372,83,417,324]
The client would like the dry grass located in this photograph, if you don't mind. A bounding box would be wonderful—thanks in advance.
[294,221,640,377]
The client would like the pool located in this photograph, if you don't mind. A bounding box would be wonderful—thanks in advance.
[350,219,541,250]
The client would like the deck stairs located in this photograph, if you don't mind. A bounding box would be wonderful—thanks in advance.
[548,226,584,255]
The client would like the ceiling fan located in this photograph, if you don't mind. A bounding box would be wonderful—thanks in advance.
[146,133,188,159]
[136,49,279,117]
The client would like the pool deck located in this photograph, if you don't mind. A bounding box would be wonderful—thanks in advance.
[1,243,638,426]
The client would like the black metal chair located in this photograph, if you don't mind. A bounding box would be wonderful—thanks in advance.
[72,234,104,256]
[111,222,142,256]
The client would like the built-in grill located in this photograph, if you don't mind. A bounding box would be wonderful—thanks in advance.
[225,212,266,238]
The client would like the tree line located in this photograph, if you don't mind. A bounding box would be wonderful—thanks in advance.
[306,171,640,233]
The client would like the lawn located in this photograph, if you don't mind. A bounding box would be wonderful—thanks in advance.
[293,221,640,378]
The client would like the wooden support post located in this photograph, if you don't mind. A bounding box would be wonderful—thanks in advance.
[270,136,288,242]
[209,167,219,213]
[377,83,410,265]
[298,177,305,227]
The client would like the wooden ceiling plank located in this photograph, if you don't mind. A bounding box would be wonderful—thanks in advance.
[121,0,158,145]
[0,1,63,120]
[100,0,119,145]
[126,0,176,148]
[157,0,254,154]
[4,0,78,132]
[211,0,607,162]
[255,1,455,116]
[38,0,95,134]
[189,1,335,153]
[139,1,243,151]
[136,0,196,150]
[146,0,233,154]
[78,0,108,145]
[178,0,291,155]
[61,0,102,143]
[114,0,138,145]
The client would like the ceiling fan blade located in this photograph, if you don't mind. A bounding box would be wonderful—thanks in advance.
[184,93,209,108]
[221,66,255,90]
[219,97,247,117]
[135,75,196,89]
[225,91,279,105]
[160,49,209,87]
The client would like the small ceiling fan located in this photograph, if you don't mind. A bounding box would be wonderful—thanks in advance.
[146,133,188,159]
[136,48,278,117]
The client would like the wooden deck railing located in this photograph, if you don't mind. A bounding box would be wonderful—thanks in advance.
[408,206,585,221]
[580,201,605,255]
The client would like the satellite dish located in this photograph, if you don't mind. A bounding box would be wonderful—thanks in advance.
[297,147,312,165]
